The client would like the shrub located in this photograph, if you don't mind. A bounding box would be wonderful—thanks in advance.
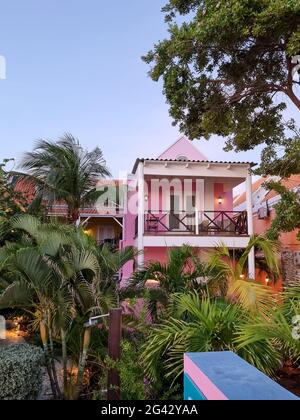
[0,344,44,400]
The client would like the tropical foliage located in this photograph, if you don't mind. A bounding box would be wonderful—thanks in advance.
[206,236,280,313]
[142,293,282,383]
[128,246,210,320]
[139,238,291,389]
[129,238,280,320]
[0,215,134,400]
[0,159,28,222]
[0,344,44,400]
[16,134,111,223]
[265,181,300,242]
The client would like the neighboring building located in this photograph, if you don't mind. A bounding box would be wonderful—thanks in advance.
[18,136,257,283]
[234,175,300,286]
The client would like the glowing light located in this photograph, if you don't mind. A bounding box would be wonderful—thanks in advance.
[145,279,160,288]
[218,196,223,205]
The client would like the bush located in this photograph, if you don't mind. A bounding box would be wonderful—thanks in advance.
[0,344,44,400]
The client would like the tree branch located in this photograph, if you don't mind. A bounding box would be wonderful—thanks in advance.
[285,56,300,110]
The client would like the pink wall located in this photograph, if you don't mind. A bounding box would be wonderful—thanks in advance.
[146,178,201,212]
[144,247,169,264]
[158,136,208,161]
[214,183,233,212]
[120,185,137,284]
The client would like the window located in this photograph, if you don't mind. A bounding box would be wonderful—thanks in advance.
[176,155,188,161]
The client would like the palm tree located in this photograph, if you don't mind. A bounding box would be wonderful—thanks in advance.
[0,214,135,399]
[128,246,211,321]
[142,292,282,384]
[236,282,300,365]
[206,235,280,314]
[0,215,99,398]
[16,134,111,223]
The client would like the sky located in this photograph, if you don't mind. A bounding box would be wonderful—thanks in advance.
[0,0,299,177]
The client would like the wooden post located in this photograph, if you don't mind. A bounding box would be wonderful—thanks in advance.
[107,308,122,400]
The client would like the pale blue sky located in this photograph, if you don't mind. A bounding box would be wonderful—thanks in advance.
[0,0,299,176]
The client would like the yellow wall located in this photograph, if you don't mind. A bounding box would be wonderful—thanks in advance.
[82,217,122,241]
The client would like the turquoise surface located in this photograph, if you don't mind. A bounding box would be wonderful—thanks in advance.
[184,373,207,401]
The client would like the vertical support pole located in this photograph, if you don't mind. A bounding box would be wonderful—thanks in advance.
[0,315,6,340]
[137,162,145,267]
[195,208,199,235]
[246,169,255,279]
[107,308,122,401]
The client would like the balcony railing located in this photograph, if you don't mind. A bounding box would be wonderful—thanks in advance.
[144,211,248,236]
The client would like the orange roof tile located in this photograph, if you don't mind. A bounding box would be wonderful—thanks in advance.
[263,175,300,202]
[15,179,36,203]
[233,177,267,207]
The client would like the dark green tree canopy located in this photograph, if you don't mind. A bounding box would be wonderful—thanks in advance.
[266,180,300,241]
[0,159,27,221]
[144,0,300,176]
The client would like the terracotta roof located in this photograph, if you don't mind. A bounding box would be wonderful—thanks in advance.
[262,175,300,202]
[15,178,122,216]
[132,158,256,174]
[233,175,300,207]
[14,179,36,203]
[233,177,267,207]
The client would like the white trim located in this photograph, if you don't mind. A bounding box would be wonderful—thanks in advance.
[137,162,145,267]
[143,235,250,249]
[80,214,124,218]
[113,217,124,228]
[246,171,254,236]
[246,171,255,279]
[143,161,251,179]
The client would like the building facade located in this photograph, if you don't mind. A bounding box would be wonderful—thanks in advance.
[234,175,300,286]
[75,136,255,282]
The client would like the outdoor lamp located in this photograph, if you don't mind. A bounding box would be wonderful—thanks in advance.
[218,196,223,205]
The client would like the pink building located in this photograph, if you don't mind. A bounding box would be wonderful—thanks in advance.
[118,136,254,281]
[45,136,256,282]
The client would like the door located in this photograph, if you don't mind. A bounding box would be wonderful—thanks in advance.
[170,194,180,230]
[98,225,115,243]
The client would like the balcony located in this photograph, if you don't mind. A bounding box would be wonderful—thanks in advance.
[144,210,248,236]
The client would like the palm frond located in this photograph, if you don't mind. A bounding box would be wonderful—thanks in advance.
[228,279,276,315]
[11,214,42,239]
[0,280,34,309]
[240,235,280,275]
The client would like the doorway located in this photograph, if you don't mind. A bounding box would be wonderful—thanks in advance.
[170,194,180,230]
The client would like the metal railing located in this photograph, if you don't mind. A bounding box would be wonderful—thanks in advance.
[144,210,248,236]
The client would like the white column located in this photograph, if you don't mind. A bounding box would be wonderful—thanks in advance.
[246,169,255,279]
[137,162,145,267]
[195,208,199,235]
